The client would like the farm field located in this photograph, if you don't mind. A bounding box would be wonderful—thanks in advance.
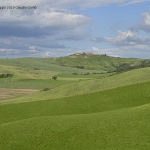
[0,55,150,150]
[0,81,150,149]
[0,88,38,100]
[1,66,150,105]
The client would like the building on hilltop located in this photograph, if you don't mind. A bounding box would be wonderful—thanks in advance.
[98,54,107,56]
[75,52,94,55]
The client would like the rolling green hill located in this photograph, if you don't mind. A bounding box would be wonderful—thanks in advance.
[0,54,148,76]
[0,55,150,150]
[0,57,104,74]
[53,53,145,71]
[0,81,150,149]
[1,66,150,105]
[0,57,110,81]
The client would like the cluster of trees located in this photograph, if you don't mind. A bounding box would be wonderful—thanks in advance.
[52,76,57,80]
[73,66,85,69]
[72,72,90,75]
[72,72,107,75]
[115,60,150,73]
[0,74,13,78]
[72,73,79,75]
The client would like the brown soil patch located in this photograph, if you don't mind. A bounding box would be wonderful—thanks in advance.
[84,56,88,58]
[0,89,39,100]
[69,56,77,58]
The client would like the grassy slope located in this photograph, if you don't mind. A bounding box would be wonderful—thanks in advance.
[0,57,108,91]
[0,81,150,123]
[2,67,150,104]
[0,58,101,74]
[0,64,58,79]
[0,57,150,149]
[0,64,79,90]
[0,105,149,150]
[54,54,144,70]
[0,81,150,149]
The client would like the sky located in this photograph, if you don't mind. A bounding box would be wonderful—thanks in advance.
[0,0,150,58]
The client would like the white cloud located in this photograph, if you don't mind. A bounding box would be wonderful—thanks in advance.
[0,47,43,58]
[91,46,120,56]
[92,30,150,58]
[130,8,150,32]
[92,46,100,52]
[119,0,149,6]
[1,0,147,8]
[45,52,51,57]
[91,45,150,58]
[0,0,149,58]
[93,30,150,46]
[0,9,91,28]
[36,0,150,9]
[36,12,91,28]
[0,0,148,29]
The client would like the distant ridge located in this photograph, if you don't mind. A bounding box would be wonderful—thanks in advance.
[71,52,107,56]
[54,52,147,71]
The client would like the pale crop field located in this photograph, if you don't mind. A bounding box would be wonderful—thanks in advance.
[0,89,38,100]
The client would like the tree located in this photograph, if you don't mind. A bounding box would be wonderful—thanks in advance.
[52,76,57,80]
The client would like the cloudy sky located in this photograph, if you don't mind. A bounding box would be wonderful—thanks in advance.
[0,0,150,58]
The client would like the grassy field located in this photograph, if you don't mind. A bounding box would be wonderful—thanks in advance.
[1,66,149,105]
[0,57,105,74]
[0,81,150,149]
[0,56,150,150]
[54,53,144,70]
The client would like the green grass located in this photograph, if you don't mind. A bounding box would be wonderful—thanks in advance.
[0,79,77,90]
[0,81,150,149]
[0,105,149,150]
[0,58,103,74]
[0,56,150,149]
[0,81,149,123]
[2,67,149,104]
[0,64,59,79]
[54,54,144,70]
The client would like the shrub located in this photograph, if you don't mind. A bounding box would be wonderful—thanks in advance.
[52,76,57,80]
[72,73,79,75]
[0,74,13,78]
[43,88,50,91]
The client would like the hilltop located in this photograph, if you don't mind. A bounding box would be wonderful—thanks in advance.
[52,52,149,72]
[0,53,149,83]
[0,53,149,74]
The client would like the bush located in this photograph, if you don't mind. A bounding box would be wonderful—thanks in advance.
[43,88,50,91]
[73,66,85,69]
[72,73,79,75]
[0,74,13,78]
[52,76,57,80]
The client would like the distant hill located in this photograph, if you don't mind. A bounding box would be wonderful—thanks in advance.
[53,53,148,72]
[0,54,149,79]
